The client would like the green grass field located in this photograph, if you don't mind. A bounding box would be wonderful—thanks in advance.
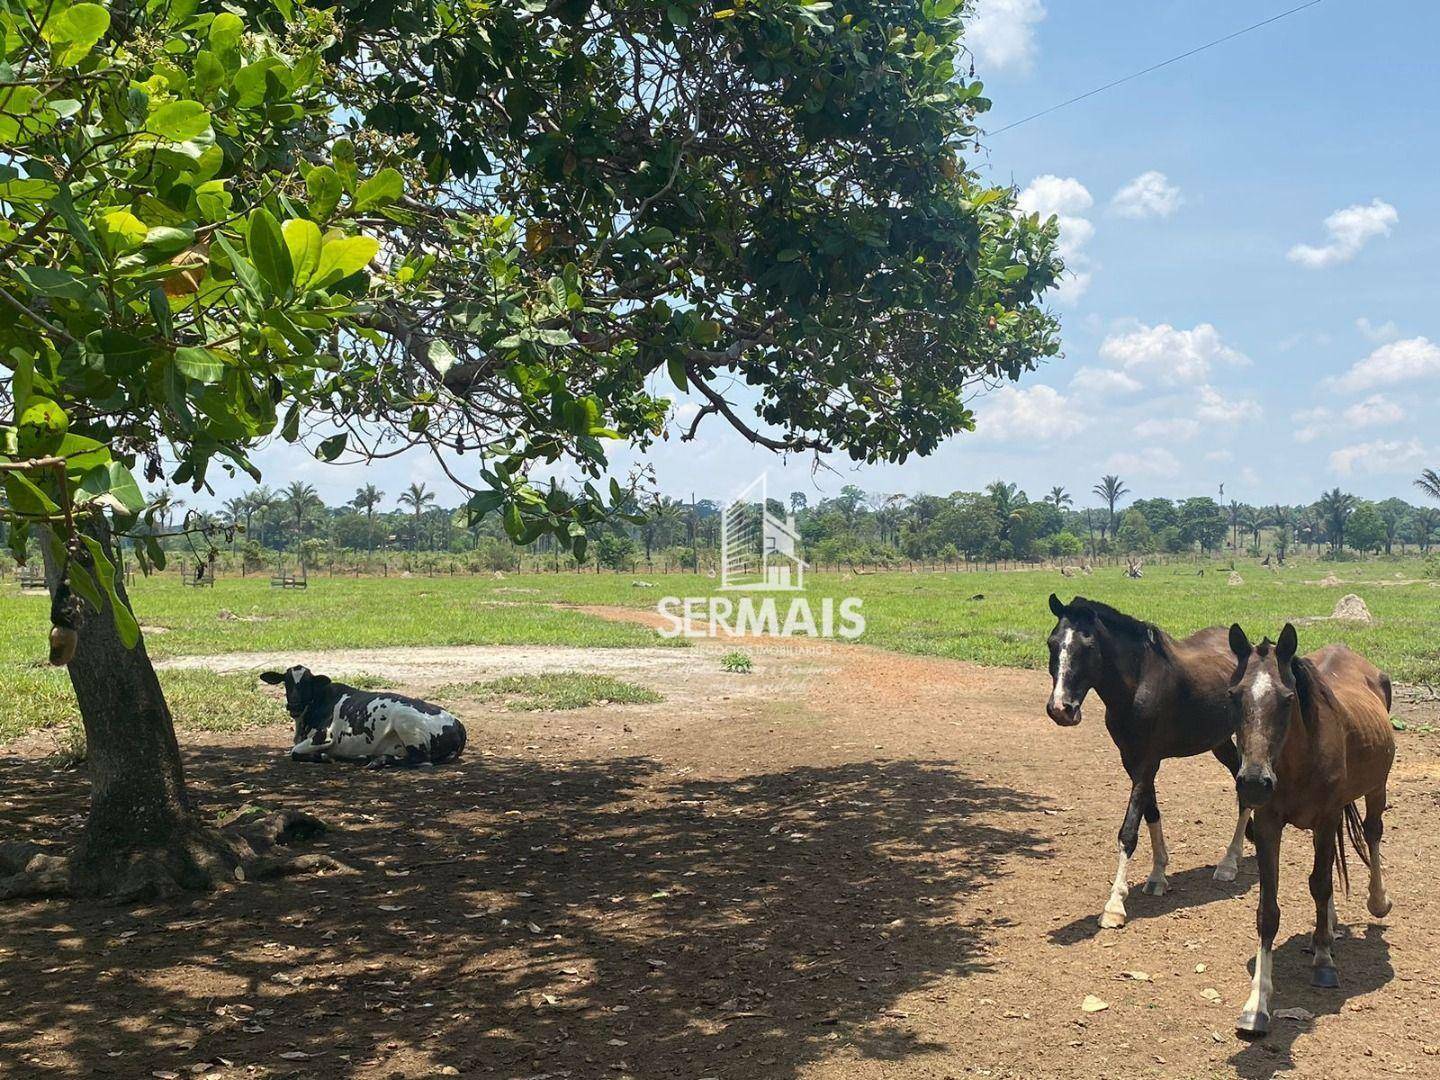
[2,560,1435,743]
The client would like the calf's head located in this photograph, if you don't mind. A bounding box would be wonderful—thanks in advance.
[1045,594,1103,726]
[260,665,332,742]
[1227,623,1299,809]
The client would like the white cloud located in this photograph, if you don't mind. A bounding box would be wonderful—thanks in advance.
[1106,448,1181,479]
[1068,366,1141,398]
[1342,394,1404,428]
[1204,450,1235,464]
[1287,198,1398,269]
[1332,336,1440,391]
[1133,416,1200,441]
[1110,171,1183,219]
[972,383,1087,443]
[1017,175,1094,303]
[1291,406,1333,444]
[1195,385,1262,424]
[1329,438,1427,477]
[967,0,1046,74]
[1356,317,1401,343]
[1098,322,1249,385]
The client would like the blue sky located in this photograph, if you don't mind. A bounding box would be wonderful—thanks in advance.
[212,0,1440,514]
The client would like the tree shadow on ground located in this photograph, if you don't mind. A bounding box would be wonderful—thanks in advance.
[1229,923,1393,1079]
[0,744,1052,1078]
[1047,861,1254,945]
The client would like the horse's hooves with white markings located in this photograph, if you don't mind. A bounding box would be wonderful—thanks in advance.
[1213,862,1238,882]
[1312,965,1340,989]
[1098,909,1126,929]
[1236,1011,1270,1039]
[1140,877,1167,896]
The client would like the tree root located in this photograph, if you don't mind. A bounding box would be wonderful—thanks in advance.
[0,810,353,903]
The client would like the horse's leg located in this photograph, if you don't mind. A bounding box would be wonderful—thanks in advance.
[1237,811,1283,1038]
[1212,740,1251,882]
[1309,822,1340,988]
[1101,762,1157,929]
[1140,780,1169,896]
[1364,787,1392,918]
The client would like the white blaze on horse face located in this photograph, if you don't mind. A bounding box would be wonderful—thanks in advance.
[1050,628,1076,712]
[1248,670,1276,710]
[1243,945,1273,1020]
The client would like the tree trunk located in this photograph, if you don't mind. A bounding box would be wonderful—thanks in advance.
[42,517,239,898]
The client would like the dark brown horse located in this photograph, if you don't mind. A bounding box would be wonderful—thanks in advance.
[1046,595,1252,928]
[1227,623,1395,1038]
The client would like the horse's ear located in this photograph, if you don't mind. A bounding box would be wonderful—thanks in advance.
[1229,624,1252,659]
[1277,623,1298,664]
[1048,593,1066,619]
[259,671,285,685]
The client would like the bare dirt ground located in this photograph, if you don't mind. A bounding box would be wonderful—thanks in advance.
[3,613,1439,1080]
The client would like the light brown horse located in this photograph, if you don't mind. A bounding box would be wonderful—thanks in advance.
[1226,623,1395,1038]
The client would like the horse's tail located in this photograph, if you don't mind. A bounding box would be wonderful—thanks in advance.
[1336,802,1370,895]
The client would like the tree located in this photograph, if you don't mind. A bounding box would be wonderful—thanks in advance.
[246,488,277,547]
[283,482,322,545]
[1346,503,1387,554]
[1416,469,1440,502]
[352,484,385,552]
[0,0,1061,898]
[1317,488,1358,553]
[1116,509,1153,554]
[1092,475,1130,539]
[1410,507,1440,552]
[1376,498,1411,555]
[1045,486,1072,510]
[1267,505,1294,560]
[398,483,437,550]
[1179,497,1226,552]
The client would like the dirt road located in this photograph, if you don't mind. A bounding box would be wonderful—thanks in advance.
[3,622,1438,1079]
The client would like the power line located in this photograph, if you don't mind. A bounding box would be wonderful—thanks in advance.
[987,0,1326,136]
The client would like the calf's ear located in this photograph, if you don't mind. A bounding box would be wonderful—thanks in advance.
[1276,623,1299,664]
[1228,623,1252,659]
[259,671,285,685]
[1048,593,1066,619]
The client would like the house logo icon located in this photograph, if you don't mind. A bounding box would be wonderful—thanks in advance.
[720,473,806,591]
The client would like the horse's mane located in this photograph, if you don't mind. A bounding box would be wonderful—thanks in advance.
[1289,653,1337,732]
[1065,597,1169,654]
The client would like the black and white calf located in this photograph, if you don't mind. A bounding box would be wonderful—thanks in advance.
[260,665,466,768]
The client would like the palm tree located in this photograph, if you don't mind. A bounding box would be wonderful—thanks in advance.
[398,482,436,550]
[1045,486,1072,510]
[283,481,321,544]
[350,483,384,552]
[1416,468,1440,502]
[246,486,276,544]
[1237,505,1262,551]
[1091,475,1130,539]
[1267,505,1294,560]
[1316,488,1357,553]
[222,497,249,529]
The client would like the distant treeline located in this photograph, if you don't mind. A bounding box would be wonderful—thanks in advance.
[12,474,1428,577]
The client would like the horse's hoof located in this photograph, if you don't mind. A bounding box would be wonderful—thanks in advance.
[1099,909,1126,930]
[1368,896,1392,918]
[1141,878,1168,896]
[1312,965,1340,989]
[1236,1011,1270,1039]
[1214,862,1238,883]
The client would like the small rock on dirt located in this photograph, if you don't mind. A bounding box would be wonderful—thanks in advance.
[1081,995,1109,1013]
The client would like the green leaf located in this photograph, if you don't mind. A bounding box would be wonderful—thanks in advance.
[87,330,153,376]
[666,356,689,392]
[96,210,147,253]
[80,536,140,648]
[316,433,347,461]
[306,166,342,221]
[353,167,404,211]
[247,208,292,296]
[194,50,225,99]
[41,3,110,65]
[283,218,323,287]
[310,235,379,288]
[146,100,212,142]
[173,346,226,383]
[18,395,69,456]
[67,562,104,617]
[208,12,244,54]
[428,339,457,376]
[214,233,264,301]
[144,535,167,572]
[332,138,358,193]
[77,461,145,513]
